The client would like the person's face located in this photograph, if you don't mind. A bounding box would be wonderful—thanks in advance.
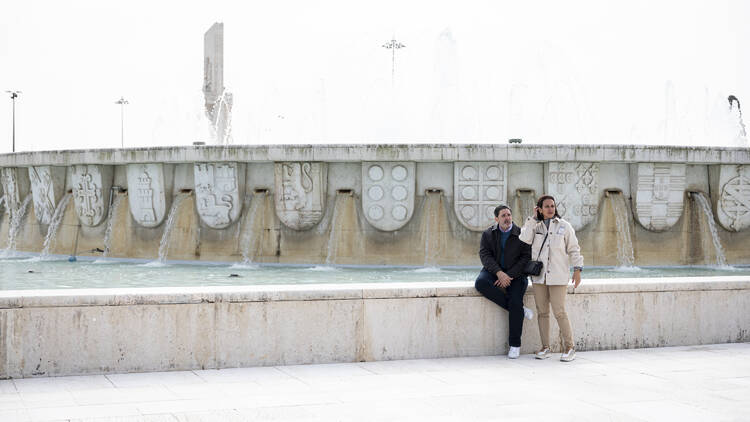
[495,208,513,230]
[541,199,556,219]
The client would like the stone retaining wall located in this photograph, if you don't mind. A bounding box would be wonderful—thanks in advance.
[1,276,748,378]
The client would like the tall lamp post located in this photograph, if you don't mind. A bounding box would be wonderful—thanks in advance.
[5,90,21,152]
[382,39,405,86]
[114,96,129,148]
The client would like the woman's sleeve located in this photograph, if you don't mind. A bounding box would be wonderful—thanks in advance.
[519,217,536,245]
[565,223,584,268]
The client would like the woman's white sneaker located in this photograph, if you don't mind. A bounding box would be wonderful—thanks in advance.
[560,348,576,362]
[523,306,534,320]
[535,347,551,359]
[508,346,520,359]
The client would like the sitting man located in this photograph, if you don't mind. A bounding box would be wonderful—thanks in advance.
[475,205,534,359]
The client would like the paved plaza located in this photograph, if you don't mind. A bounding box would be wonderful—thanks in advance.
[0,343,748,421]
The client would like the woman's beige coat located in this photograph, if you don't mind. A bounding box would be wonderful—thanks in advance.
[519,216,584,285]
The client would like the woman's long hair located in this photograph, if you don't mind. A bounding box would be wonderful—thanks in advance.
[536,195,561,219]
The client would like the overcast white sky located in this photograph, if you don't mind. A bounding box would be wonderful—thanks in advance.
[0,0,748,152]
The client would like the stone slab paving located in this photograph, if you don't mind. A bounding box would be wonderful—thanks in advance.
[0,343,748,421]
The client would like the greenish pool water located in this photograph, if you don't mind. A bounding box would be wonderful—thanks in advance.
[0,256,748,290]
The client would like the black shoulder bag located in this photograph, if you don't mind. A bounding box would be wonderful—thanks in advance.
[524,231,549,276]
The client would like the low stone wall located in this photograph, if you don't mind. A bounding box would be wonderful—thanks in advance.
[1,276,749,378]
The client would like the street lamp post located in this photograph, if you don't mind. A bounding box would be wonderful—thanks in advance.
[5,90,21,152]
[114,96,129,148]
[382,39,405,86]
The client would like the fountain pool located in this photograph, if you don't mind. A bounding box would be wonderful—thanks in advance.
[1,256,748,290]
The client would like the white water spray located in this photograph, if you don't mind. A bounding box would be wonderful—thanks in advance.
[40,193,72,258]
[209,88,233,145]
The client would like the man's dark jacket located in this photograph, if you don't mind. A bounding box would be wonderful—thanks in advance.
[479,223,531,279]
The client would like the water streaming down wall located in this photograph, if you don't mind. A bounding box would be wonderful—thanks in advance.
[607,192,636,267]
[239,191,266,264]
[692,192,728,266]
[3,195,32,254]
[512,189,536,228]
[421,191,445,267]
[102,194,126,258]
[324,194,345,265]
[40,193,72,258]
[317,191,362,265]
[157,192,190,263]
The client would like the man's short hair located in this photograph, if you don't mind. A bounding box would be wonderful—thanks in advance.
[494,205,511,217]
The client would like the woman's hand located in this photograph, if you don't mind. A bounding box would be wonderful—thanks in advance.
[572,270,581,288]
[532,206,540,221]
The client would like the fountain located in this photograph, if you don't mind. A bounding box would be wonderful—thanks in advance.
[40,193,72,258]
[1,144,744,268]
[0,145,748,380]
[0,145,746,268]
[0,22,748,380]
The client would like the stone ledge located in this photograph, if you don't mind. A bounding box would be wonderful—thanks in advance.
[1,276,748,308]
[1,144,749,166]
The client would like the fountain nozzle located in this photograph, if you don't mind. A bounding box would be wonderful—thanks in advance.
[605,189,622,198]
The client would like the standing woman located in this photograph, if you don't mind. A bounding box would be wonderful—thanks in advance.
[519,195,583,362]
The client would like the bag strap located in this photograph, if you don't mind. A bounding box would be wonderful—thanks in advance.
[535,230,549,261]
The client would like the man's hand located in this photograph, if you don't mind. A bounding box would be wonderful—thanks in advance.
[494,271,512,288]
[571,270,582,288]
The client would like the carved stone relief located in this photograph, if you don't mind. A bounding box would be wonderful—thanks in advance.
[29,166,66,225]
[362,162,415,231]
[194,162,242,229]
[72,165,111,227]
[717,165,750,232]
[453,162,507,231]
[274,162,327,230]
[127,164,167,228]
[633,163,686,231]
[547,162,599,230]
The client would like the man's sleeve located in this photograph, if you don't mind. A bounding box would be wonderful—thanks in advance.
[506,239,531,279]
[479,231,500,275]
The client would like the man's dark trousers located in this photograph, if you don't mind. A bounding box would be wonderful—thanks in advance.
[475,269,528,347]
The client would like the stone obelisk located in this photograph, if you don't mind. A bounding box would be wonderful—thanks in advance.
[203,22,232,145]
